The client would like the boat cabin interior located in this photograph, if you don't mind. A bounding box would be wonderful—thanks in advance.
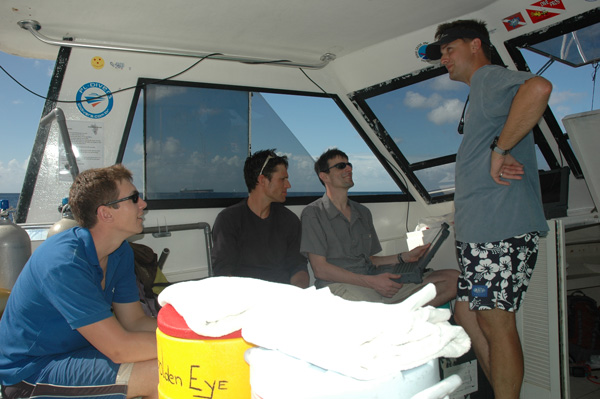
[1,0,599,398]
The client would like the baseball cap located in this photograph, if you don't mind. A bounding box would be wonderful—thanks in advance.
[425,28,491,60]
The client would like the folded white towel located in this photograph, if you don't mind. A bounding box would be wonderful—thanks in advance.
[158,277,471,380]
[157,276,303,337]
[242,283,470,380]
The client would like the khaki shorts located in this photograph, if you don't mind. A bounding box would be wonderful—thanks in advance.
[327,271,432,304]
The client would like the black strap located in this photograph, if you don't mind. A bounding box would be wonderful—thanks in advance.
[1,381,35,399]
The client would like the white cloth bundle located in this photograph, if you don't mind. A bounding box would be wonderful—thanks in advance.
[158,277,471,380]
[242,282,470,380]
[157,277,303,337]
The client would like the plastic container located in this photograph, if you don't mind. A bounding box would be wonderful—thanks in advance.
[245,347,440,399]
[156,303,253,399]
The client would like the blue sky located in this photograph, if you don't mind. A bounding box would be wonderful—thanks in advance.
[0,51,54,193]
[0,48,598,194]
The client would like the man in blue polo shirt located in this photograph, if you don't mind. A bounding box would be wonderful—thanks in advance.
[0,165,158,399]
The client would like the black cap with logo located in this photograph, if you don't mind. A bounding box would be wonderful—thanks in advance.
[425,28,491,60]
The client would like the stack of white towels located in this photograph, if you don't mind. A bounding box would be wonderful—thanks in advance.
[158,277,470,381]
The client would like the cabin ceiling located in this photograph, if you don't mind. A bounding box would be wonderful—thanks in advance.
[2,0,497,62]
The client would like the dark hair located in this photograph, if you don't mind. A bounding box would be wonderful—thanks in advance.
[314,148,349,186]
[435,19,491,60]
[244,149,289,192]
[69,164,133,229]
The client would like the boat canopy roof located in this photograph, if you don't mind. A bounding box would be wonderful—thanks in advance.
[1,0,495,62]
[3,0,600,224]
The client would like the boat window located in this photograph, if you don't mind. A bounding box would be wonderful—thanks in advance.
[505,11,600,179]
[363,73,469,198]
[351,64,560,204]
[122,95,144,193]
[526,23,600,67]
[521,49,598,134]
[351,12,599,204]
[120,81,404,208]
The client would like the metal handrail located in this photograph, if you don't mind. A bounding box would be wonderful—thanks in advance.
[142,222,214,277]
[39,108,79,180]
[18,20,336,70]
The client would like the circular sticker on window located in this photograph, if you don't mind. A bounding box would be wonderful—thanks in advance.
[76,82,113,119]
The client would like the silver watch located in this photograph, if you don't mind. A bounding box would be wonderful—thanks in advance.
[490,136,510,156]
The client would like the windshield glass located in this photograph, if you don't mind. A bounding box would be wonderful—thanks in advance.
[349,17,599,203]
[122,84,403,203]
[527,22,600,67]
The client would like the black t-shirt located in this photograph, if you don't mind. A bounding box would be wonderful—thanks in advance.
[211,199,307,284]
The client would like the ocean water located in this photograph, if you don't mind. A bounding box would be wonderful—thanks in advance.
[0,193,20,209]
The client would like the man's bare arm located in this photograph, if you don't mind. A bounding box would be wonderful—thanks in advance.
[290,270,310,288]
[491,76,552,185]
[307,253,402,298]
[77,313,156,364]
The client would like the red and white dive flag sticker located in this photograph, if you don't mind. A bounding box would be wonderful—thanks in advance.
[502,12,527,31]
[527,0,565,24]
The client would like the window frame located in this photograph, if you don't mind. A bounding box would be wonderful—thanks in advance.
[502,8,600,179]
[117,78,413,210]
[349,36,570,204]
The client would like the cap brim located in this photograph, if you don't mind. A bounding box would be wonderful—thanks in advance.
[425,28,489,60]
[425,34,462,60]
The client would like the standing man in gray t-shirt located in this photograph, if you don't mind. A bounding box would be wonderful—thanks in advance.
[425,19,551,399]
[300,148,459,307]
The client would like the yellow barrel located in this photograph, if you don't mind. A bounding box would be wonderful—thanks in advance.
[157,303,253,399]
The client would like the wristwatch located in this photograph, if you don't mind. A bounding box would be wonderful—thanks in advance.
[490,136,510,156]
[397,253,404,263]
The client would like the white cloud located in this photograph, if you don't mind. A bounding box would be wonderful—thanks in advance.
[0,158,29,193]
[404,90,465,126]
[549,90,585,108]
[148,85,188,101]
[404,91,428,108]
[133,142,144,156]
[427,98,464,125]
[548,90,588,128]
[404,91,443,109]
[430,74,465,91]
[349,153,399,192]
[146,136,181,157]
[163,137,180,155]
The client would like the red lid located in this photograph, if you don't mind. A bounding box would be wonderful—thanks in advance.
[157,303,242,340]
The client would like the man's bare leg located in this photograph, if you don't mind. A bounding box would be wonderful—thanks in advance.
[453,301,491,380]
[422,269,459,307]
[477,307,523,399]
[127,359,159,399]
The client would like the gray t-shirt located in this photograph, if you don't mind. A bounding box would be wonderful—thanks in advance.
[454,65,549,243]
[300,194,381,288]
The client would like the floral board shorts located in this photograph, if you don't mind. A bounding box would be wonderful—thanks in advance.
[456,232,540,312]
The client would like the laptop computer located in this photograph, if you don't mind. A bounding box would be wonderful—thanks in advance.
[376,222,450,284]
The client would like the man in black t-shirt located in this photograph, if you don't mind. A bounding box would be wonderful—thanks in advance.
[211,149,309,288]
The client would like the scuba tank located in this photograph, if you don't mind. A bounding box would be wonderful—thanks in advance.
[47,197,79,238]
[0,199,32,290]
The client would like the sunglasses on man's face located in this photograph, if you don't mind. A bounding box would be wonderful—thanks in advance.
[101,191,141,208]
[323,162,352,172]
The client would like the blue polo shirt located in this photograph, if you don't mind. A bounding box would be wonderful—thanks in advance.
[0,227,139,385]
